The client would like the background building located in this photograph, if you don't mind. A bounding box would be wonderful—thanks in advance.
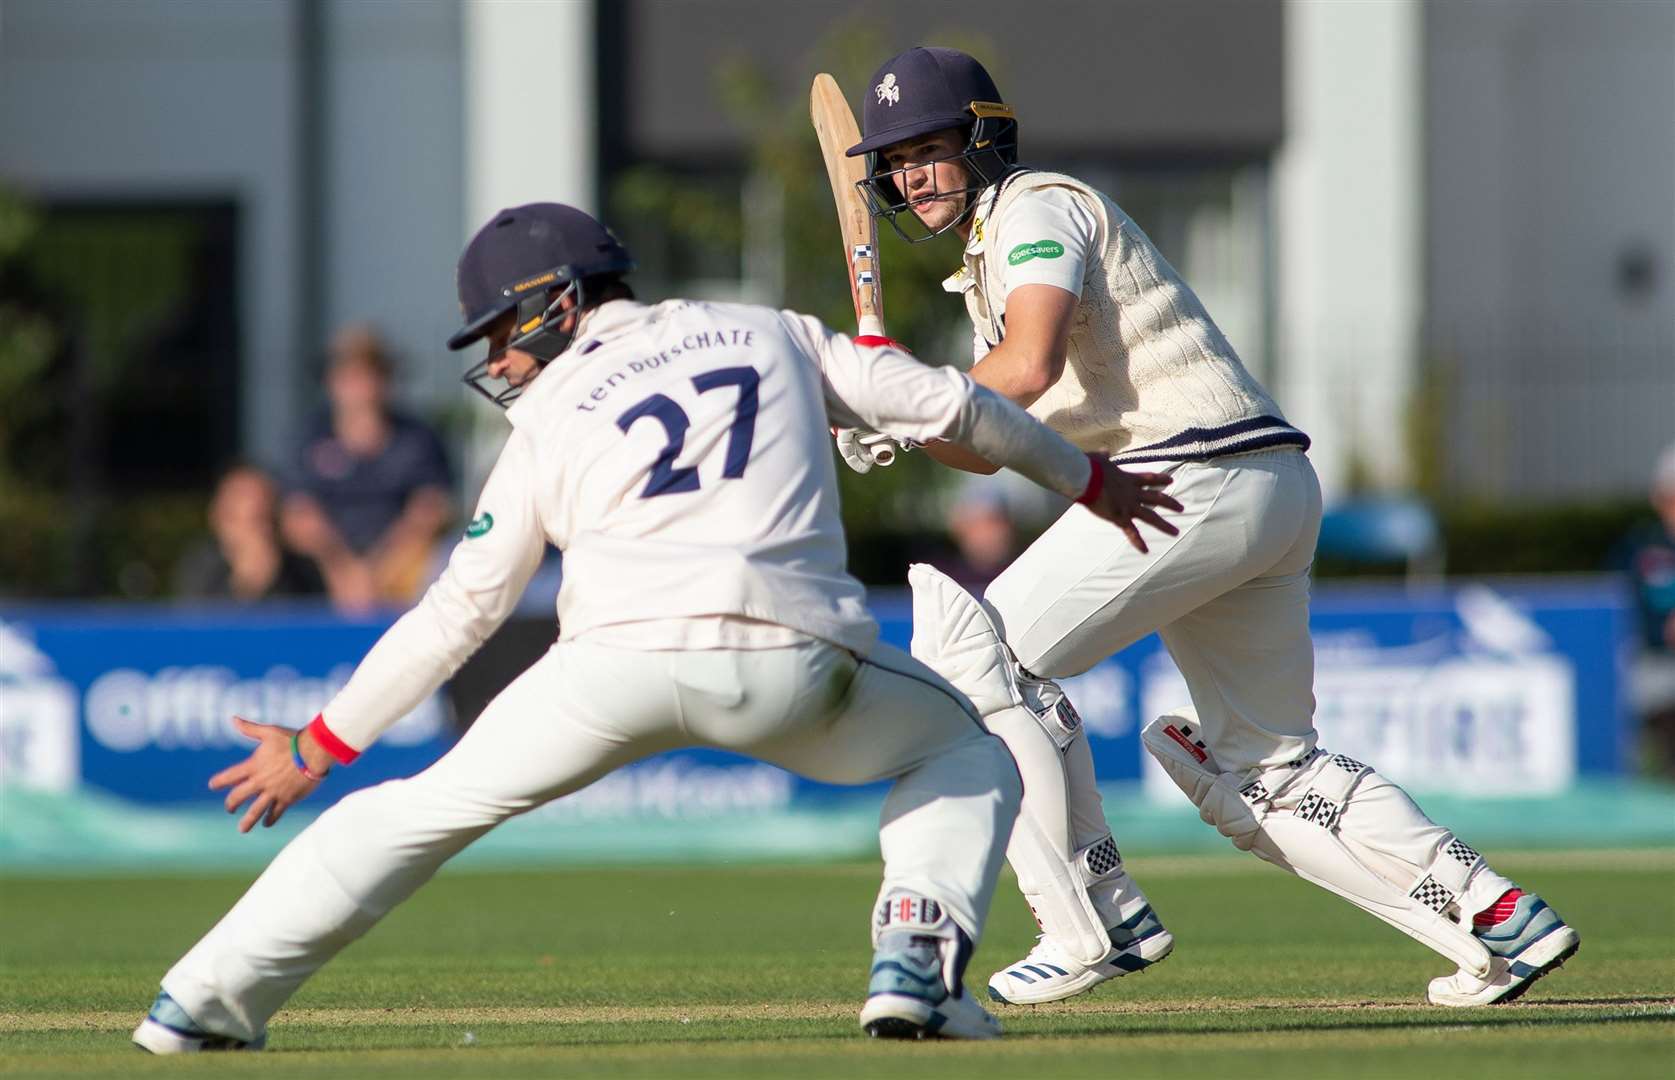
[1,0,1670,598]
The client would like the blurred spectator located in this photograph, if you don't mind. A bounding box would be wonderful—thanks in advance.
[929,476,1027,590]
[176,463,325,602]
[281,326,453,612]
[1618,441,1675,775]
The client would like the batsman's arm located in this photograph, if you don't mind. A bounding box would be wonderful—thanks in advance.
[305,430,547,765]
[921,283,1078,474]
[791,310,1081,496]
[791,310,1180,548]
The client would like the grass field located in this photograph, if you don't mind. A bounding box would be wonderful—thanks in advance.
[2,850,1671,1078]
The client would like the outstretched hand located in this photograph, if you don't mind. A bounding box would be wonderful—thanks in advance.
[209,717,324,833]
[1083,462,1184,554]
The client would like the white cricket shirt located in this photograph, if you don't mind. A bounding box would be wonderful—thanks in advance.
[316,298,1094,753]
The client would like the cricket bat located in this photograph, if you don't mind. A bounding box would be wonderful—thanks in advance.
[810,72,894,465]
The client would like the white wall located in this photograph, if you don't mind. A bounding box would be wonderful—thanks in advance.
[459,0,597,486]
[462,0,597,226]
[322,1,465,411]
[1274,0,1423,501]
[1426,0,1675,500]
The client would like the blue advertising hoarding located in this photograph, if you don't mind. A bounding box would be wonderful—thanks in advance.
[0,579,1633,817]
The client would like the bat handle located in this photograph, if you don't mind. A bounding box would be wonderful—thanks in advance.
[857,314,885,338]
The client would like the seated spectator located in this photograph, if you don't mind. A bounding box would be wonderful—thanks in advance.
[929,476,1025,590]
[1619,441,1675,775]
[176,463,325,602]
[281,326,454,612]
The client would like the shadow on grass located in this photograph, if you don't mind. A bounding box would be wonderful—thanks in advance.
[257,997,1675,1053]
[1018,1000,1675,1041]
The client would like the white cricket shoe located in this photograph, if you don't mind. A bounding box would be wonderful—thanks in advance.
[860,939,1002,1039]
[987,903,1174,1005]
[1427,892,1580,1007]
[860,891,1002,1040]
[132,990,265,1054]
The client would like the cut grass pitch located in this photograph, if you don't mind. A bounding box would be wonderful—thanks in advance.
[1,851,1671,1078]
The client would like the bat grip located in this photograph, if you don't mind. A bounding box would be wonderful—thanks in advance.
[857,315,885,338]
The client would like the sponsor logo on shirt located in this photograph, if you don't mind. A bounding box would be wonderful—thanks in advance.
[1008,239,1065,266]
[465,512,494,538]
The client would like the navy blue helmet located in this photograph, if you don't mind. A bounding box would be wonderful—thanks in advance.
[449,203,635,405]
[846,48,1019,242]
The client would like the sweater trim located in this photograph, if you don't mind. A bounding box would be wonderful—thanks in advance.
[1109,415,1310,465]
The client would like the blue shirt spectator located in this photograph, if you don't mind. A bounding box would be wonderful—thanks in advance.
[282,326,454,611]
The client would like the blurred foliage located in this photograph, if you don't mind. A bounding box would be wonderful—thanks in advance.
[0,187,213,598]
[0,191,58,487]
[1311,498,1653,579]
[1435,499,1654,577]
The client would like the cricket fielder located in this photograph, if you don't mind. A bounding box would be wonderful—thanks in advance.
[840,47,1579,1008]
[132,203,1184,1050]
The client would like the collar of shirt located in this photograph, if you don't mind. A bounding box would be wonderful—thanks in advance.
[505,299,651,425]
[964,182,1003,257]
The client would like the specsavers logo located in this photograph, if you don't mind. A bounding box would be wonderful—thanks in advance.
[1008,239,1065,266]
[466,512,494,538]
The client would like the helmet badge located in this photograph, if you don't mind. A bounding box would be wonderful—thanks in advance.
[875,73,900,107]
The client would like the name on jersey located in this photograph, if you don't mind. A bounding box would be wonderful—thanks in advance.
[576,327,757,411]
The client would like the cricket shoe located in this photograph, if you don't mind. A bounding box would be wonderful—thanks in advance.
[859,891,1002,1040]
[1426,890,1580,1006]
[132,990,265,1054]
[987,904,1174,1005]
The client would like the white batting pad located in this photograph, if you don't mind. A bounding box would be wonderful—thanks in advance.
[1142,712,1495,976]
[907,563,1021,717]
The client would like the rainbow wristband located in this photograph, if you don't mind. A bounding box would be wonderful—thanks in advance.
[290,732,325,782]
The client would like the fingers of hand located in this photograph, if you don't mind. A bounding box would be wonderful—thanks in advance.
[231,715,264,741]
[1141,488,1184,514]
[224,778,260,814]
[1120,521,1148,553]
[1134,507,1179,536]
[239,794,273,834]
[209,761,251,791]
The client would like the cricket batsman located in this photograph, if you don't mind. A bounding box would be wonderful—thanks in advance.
[838,46,1579,1008]
[132,203,1183,1050]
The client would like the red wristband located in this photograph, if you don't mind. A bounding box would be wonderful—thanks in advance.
[854,334,909,352]
[306,713,361,766]
[1075,453,1105,507]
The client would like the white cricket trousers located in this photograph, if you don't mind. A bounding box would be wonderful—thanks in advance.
[980,448,1509,921]
[162,639,1021,1042]
[987,447,1324,774]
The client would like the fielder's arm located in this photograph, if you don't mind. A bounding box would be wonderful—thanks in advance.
[303,429,547,766]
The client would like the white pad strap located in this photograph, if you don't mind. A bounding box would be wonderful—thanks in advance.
[1409,837,1484,915]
